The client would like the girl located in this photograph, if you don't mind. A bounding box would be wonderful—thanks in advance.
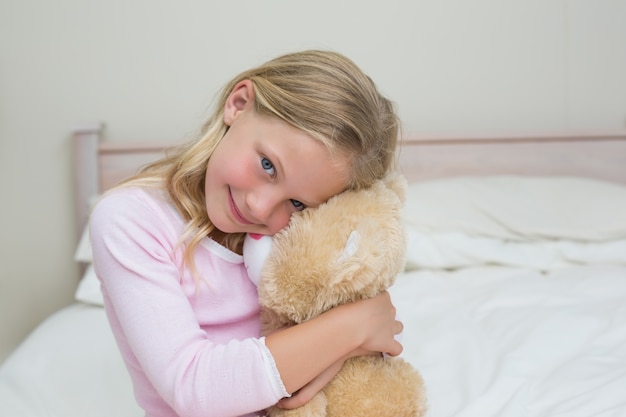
[90,50,404,417]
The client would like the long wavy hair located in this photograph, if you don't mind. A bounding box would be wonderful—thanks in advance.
[117,50,400,276]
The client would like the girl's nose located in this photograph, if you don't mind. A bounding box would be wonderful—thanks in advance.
[246,188,279,224]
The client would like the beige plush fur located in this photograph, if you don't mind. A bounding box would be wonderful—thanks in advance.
[258,173,428,417]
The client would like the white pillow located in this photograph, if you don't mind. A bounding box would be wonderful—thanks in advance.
[75,264,104,306]
[74,222,103,306]
[74,224,92,263]
[74,195,100,263]
[404,228,626,271]
[403,176,626,242]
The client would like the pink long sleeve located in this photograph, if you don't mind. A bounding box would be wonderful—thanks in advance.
[90,187,288,417]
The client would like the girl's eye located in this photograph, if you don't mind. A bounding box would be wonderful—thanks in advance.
[261,157,275,176]
[291,199,305,211]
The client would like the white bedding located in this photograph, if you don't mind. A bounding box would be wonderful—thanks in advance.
[390,265,626,417]
[0,304,141,417]
[2,175,626,417]
[3,266,624,417]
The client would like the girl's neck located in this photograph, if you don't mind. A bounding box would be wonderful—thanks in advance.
[208,229,243,255]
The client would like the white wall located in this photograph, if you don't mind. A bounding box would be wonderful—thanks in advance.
[1,0,625,363]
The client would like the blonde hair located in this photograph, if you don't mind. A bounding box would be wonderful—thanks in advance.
[119,50,400,274]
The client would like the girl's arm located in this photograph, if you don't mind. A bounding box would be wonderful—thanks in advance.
[277,355,345,409]
[265,291,402,396]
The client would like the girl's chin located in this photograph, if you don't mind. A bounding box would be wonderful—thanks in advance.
[206,214,233,234]
[213,220,251,235]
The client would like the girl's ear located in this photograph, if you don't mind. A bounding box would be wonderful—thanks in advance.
[223,80,255,126]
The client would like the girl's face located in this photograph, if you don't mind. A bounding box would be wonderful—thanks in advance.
[205,82,349,238]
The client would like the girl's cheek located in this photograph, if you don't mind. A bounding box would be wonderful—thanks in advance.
[268,210,293,234]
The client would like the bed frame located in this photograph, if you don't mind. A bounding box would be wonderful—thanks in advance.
[72,125,626,239]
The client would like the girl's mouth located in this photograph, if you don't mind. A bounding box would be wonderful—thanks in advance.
[228,188,253,225]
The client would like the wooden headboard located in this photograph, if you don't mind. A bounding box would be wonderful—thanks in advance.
[399,130,626,183]
[73,125,626,238]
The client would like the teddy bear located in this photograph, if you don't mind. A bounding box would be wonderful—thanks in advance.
[243,173,428,417]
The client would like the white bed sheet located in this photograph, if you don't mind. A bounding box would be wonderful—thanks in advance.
[0,303,141,417]
[390,264,626,417]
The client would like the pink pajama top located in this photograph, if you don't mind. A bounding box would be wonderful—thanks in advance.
[89,186,288,417]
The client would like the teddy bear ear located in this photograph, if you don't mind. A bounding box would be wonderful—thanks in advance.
[328,229,365,287]
[336,230,361,264]
[383,172,408,203]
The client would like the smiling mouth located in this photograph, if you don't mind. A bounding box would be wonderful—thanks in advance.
[228,188,253,225]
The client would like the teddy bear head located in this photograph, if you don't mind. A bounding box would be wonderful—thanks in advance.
[244,173,407,324]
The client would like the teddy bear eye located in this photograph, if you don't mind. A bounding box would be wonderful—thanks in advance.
[261,157,275,176]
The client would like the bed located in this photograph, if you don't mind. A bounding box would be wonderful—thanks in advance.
[1,126,626,416]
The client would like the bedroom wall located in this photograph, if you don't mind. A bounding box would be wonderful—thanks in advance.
[0,0,625,363]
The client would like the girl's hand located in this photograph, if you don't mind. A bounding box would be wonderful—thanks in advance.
[355,291,403,357]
